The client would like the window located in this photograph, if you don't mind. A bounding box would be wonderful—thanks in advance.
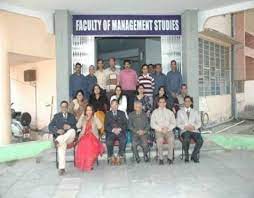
[199,38,231,96]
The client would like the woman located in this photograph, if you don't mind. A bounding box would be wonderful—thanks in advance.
[153,86,169,109]
[135,84,152,118]
[110,85,128,118]
[89,84,108,113]
[75,105,104,171]
[69,90,88,120]
[94,59,107,93]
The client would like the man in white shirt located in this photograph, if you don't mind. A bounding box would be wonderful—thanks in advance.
[151,96,176,165]
[177,96,203,163]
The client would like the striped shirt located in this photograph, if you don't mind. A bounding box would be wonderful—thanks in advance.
[138,74,155,97]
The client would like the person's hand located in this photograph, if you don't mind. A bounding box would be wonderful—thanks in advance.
[172,107,176,114]
[184,124,194,131]
[138,130,145,136]
[73,99,79,110]
[57,129,65,135]
[63,124,71,130]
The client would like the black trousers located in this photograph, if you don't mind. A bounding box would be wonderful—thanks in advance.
[132,134,149,159]
[106,132,126,158]
[123,90,136,113]
[181,131,203,159]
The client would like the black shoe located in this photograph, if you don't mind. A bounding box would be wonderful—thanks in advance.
[136,157,141,163]
[144,154,150,162]
[58,169,66,176]
[191,156,200,163]
[185,157,190,163]
[167,158,173,165]
[159,159,164,165]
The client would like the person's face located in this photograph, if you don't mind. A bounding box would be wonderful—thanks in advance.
[60,103,68,113]
[97,61,104,69]
[142,66,148,75]
[109,59,116,68]
[76,92,84,101]
[149,65,154,73]
[134,102,142,112]
[94,86,101,95]
[75,65,82,74]
[155,65,162,73]
[111,101,118,111]
[89,66,95,75]
[138,86,144,95]
[86,106,93,118]
[171,61,177,71]
[124,62,131,69]
[184,98,192,108]
[115,87,122,96]
[159,88,165,96]
[158,99,167,108]
[181,86,188,95]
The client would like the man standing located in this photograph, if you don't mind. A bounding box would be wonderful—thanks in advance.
[166,60,183,106]
[105,99,128,165]
[128,100,150,163]
[85,65,97,99]
[119,60,138,112]
[105,57,120,98]
[151,96,176,165]
[69,63,87,99]
[48,101,77,175]
[177,96,203,163]
[151,63,167,95]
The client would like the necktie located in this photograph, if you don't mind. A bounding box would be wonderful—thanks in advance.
[187,110,190,119]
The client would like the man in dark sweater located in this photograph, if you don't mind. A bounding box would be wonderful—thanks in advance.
[104,99,128,164]
[128,100,150,163]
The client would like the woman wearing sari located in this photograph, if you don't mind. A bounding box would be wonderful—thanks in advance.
[69,90,88,121]
[75,104,104,171]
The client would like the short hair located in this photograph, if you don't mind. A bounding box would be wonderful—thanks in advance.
[170,60,177,65]
[181,83,187,89]
[89,65,95,69]
[134,100,142,106]
[158,96,167,102]
[75,62,82,67]
[109,57,116,62]
[123,59,131,65]
[155,63,162,67]
[184,95,192,102]
[111,99,118,105]
[60,100,68,106]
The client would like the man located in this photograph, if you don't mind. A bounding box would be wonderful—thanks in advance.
[166,60,183,106]
[119,60,138,112]
[48,101,77,175]
[177,96,203,163]
[105,57,120,98]
[138,64,155,106]
[151,63,167,95]
[148,64,155,74]
[105,99,128,165]
[151,96,176,165]
[172,83,188,114]
[128,100,150,163]
[69,62,87,99]
[85,65,97,98]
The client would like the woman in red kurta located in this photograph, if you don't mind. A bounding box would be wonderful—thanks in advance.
[75,105,104,171]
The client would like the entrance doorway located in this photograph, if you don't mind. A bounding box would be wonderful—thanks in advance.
[96,37,161,73]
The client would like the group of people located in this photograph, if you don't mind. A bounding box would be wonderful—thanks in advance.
[49,57,203,176]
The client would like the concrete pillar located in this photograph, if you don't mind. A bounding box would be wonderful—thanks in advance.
[54,10,72,109]
[0,16,11,145]
[182,10,199,110]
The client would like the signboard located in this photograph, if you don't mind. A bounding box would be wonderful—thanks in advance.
[73,15,181,36]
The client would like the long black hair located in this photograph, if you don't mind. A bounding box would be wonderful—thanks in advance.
[114,85,124,104]
[155,86,168,99]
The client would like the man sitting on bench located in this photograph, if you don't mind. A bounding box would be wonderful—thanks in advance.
[48,100,77,175]
[177,96,203,163]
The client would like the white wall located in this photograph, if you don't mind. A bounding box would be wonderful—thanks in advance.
[10,59,56,130]
[199,95,232,124]
[204,14,231,36]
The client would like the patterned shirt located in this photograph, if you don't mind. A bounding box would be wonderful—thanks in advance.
[138,74,155,97]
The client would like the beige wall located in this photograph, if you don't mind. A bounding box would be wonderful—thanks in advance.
[246,9,254,34]
[1,11,56,131]
[10,60,56,129]
[204,14,231,36]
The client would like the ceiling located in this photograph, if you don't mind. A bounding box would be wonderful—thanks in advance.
[8,52,49,66]
[2,0,248,14]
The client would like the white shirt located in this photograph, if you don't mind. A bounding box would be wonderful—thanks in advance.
[95,70,107,90]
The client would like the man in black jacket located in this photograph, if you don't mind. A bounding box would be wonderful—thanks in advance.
[105,99,128,164]
[48,101,77,175]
